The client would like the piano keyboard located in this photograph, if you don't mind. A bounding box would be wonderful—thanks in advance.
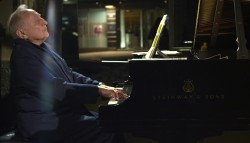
[108,85,132,105]
[108,98,127,105]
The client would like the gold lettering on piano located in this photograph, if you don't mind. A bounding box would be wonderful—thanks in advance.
[152,94,225,102]
[152,79,225,102]
[205,94,225,100]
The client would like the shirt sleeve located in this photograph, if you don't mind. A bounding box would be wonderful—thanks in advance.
[71,70,99,85]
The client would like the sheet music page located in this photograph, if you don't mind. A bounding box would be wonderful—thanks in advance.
[144,14,168,59]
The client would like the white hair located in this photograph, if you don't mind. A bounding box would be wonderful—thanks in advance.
[7,4,29,38]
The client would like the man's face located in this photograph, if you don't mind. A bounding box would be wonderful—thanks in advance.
[21,10,49,45]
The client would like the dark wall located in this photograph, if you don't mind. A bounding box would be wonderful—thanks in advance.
[61,3,79,68]
[168,0,198,48]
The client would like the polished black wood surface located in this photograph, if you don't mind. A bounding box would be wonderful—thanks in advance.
[99,59,250,143]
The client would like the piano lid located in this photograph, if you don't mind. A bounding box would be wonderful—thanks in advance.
[192,0,250,53]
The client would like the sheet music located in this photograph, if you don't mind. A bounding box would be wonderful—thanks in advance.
[145,14,168,59]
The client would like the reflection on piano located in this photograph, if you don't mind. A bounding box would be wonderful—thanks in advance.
[99,0,250,143]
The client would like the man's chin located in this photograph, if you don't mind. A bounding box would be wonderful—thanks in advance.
[44,34,49,39]
[41,36,49,42]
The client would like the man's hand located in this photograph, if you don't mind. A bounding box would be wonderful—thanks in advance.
[98,84,128,100]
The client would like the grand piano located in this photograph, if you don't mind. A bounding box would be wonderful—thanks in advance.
[98,0,250,142]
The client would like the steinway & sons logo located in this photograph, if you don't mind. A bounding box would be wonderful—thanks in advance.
[152,80,225,102]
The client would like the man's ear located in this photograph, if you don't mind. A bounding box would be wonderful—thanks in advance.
[16,29,27,39]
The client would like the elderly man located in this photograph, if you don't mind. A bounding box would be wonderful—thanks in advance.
[7,4,127,143]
